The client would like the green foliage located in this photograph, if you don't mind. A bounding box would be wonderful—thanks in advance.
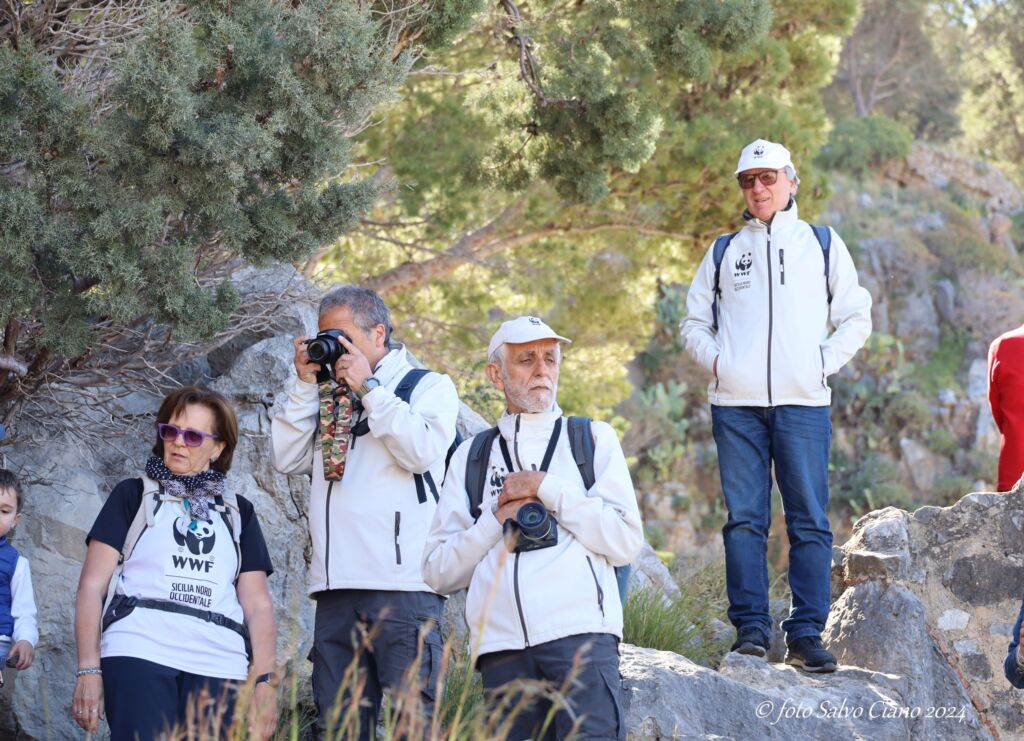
[909,331,967,396]
[933,474,973,506]
[324,0,857,422]
[817,116,913,175]
[926,428,959,459]
[0,1,477,405]
[623,561,730,666]
[921,199,1022,274]
[881,391,932,438]
[824,0,962,141]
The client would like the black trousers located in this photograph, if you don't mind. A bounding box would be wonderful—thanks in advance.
[310,589,445,740]
[102,656,238,741]
[477,633,625,741]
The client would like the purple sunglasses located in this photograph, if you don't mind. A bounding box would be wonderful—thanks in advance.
[156,422,220,448]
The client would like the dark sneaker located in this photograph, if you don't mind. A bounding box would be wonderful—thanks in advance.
[785,636,838,673]
[730,629,769,658]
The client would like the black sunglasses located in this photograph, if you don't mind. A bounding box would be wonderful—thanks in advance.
[156,422,220,448]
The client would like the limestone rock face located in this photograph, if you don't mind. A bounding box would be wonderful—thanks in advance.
[832,489,1024,739]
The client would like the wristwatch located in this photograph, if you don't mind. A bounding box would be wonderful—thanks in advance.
[357,376,381,399]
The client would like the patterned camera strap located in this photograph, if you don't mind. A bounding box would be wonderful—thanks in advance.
[319,380,353,481]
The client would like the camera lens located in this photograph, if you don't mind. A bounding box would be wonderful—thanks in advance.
[306,338,330,364]
[518,503,546,528]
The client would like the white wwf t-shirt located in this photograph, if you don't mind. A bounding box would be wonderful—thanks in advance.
[90,478,272,680]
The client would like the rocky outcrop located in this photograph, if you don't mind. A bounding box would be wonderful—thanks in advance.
[887,142,1023,215]
[621,645,987,740]
[830,489,1024,738]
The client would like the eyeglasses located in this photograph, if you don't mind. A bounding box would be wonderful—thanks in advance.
[737,169,783,189]
[156,422,220,448]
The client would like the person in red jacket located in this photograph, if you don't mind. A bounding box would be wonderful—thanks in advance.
[988,324,1024,491]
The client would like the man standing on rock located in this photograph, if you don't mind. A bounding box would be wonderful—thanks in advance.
[987,324,1024,491]
[423,316,643,740]
[681,139,872,672]
[271,285,460,739]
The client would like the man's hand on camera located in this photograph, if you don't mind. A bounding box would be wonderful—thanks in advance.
[333,335,373,389]
[498,471,546,511]
[494,472,546,523]
[293,337,320,384]
[494,497,541,524]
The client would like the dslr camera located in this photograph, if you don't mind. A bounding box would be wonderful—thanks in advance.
[304,329,351,383]
[503,501,558,553]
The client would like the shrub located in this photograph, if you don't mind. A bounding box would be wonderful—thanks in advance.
[817,115,913,176]
[882,391,932,438]
[926,427,958,459]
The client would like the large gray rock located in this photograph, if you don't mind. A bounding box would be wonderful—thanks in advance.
[621,644,970,740]
[832,489,1024,739]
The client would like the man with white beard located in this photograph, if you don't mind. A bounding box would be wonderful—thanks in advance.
[423,316,643,741]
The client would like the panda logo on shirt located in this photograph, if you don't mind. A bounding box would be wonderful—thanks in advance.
[173,517,217,555]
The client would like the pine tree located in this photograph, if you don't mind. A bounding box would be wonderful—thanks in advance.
[0,0,482,408]
[317,0,858,419]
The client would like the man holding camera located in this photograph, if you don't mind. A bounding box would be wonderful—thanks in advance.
[271,285,459,739]
[422,316,643,741]
[681,139,872,672]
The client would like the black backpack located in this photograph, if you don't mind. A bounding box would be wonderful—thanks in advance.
[394,368,465,503]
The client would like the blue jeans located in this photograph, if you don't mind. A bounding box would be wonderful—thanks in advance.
[711,405,833,643]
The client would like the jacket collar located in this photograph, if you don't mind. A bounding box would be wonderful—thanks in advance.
[743,196,799,231]
[372,344,410,387]
[497,405,564,440]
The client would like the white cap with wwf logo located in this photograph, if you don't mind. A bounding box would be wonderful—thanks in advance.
[735,138,795,175]
[487,316,572,358]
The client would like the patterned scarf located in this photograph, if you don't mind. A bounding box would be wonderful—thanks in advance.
[146,456,226,530]
[318,380,353,481]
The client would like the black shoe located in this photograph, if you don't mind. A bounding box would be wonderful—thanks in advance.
[730,629,769,658]
[785,635,838,673]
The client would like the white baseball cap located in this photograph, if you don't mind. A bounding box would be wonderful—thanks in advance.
[487,316,572,359]
[735,138,796,175]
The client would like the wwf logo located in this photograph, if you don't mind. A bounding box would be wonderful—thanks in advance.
[528,317,541,325]
[754,145,765,157]
[735,253,753,272]
[173,518,216,555]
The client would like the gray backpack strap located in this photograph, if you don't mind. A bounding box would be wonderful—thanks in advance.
[567,416,596,490]
[711,232,739,333]
[102,478,161,620]
[465,427,500,522]
[809,224,833,304]
[212,489,243,584]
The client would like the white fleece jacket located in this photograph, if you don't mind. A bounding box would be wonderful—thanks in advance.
[680,201,872,406]
[422,407,644,657]
[271,345,459,594]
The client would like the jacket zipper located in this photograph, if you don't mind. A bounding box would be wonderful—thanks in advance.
[394,511,402,565]
[324,480,334,589]
[585,555,605,619]
[820,347,827,388]
[512,414,525,470]
[779,248,785,285]
[513,552,530,646]
[766,227,774,405]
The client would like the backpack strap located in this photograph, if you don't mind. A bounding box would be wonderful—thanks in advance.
[465,427,501,522]
[567,416,596,490]
[395,368,441,504]
[711,232,739,333]
[809,224,833,305]
[102,478,161,619]
[211,491,243,584]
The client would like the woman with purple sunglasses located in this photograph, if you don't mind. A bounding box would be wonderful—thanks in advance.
[71,386,279,740]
